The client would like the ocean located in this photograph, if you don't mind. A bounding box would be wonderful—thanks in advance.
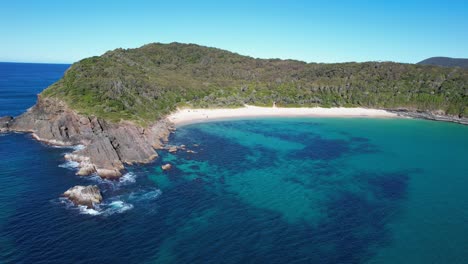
[0,62,467,263]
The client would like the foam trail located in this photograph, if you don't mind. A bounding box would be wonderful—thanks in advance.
[129,189,162,202]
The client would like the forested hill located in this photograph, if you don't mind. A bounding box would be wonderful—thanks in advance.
[42,42,468,124]
[418,57,468,69]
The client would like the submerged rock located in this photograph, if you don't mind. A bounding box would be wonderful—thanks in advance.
[63,185,102,208]
[161,163,172,170]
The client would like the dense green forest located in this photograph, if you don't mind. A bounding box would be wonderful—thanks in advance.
[42,43,468,125]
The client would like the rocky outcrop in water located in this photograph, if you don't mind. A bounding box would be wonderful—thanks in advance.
[388,109,468,125]
[2,96,174,178]
[166,144,186,153]
[161,163,172,170]
[0,116,13,132]
[63,185,103,208]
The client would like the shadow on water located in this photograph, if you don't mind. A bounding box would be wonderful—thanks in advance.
[150,170,412,264]
[169,126,282,173]
[148,121,414,264]
[290,135,378,161]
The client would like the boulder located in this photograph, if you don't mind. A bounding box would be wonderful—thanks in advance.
[76,164,96,176]
[63,185,102,208]
[168,146,178,153]
[167,144,186,153]
[96,168,122,179]
[161,163,172,170]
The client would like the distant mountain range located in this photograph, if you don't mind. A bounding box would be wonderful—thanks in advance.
[418,57,468,69]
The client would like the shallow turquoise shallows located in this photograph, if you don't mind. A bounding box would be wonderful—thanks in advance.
[1,63,468,263]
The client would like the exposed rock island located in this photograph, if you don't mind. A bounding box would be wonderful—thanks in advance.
[63,185,103,208]
[1,42,467,178]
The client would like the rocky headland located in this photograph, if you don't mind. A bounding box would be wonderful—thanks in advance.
[3,96,175,179]
[1,42,467,180]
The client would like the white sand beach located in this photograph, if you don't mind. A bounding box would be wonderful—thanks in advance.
[167,105,399,126]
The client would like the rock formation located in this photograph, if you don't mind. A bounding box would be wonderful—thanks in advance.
[161,163,172,170]
[388,109,468,125]
[0,116,13,132]
[2,96,175,178]
[63,185,103,208]
[166,144,186,153]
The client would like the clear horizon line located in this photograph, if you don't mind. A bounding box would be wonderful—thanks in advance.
[0,60,72,65]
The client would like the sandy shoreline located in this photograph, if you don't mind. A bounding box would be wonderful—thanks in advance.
[167,105,399,126]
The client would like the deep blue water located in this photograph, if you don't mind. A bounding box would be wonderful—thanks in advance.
[0,62,70,117]
[1,62,468,263]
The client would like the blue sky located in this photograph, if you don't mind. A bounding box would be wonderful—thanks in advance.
[1,0,467,63]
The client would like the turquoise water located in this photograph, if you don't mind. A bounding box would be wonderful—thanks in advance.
[157,118,468,263]
[1,63,468,263]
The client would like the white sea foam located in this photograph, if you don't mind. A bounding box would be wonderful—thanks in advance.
[103,200,134,215]
[61,198,134,216]
[58,160,80,170]
[119,172,137,185]
[78,206,101,215]
[85,172,137,190]
[52,144,85,151]
[72,144,85,151]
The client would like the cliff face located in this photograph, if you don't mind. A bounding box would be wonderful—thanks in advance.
[7,96,174,178]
